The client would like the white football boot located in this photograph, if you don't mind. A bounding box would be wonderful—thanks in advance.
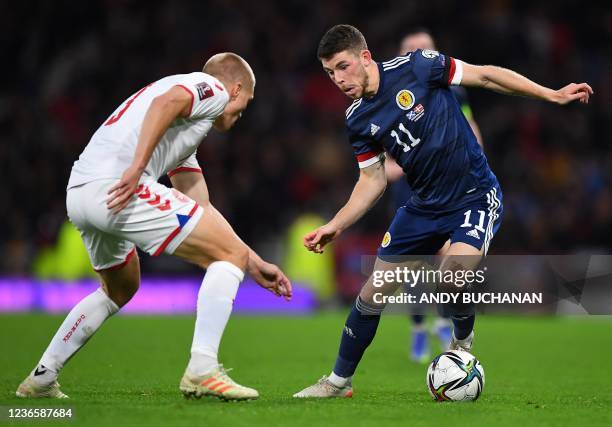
[16,376,69,399]
[449,330,474,352]
[293,376,353,398]
[180,364,259,401]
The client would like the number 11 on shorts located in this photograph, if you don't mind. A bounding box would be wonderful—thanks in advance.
[461,209,486,232]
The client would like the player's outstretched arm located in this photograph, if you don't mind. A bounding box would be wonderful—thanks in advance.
[460,62,593,105]
[170,171,292,301]
[171,172,292,300]
[244,247,293,301]
[106,86,193,213]
[304,159,387,254]
[209,204,293,301]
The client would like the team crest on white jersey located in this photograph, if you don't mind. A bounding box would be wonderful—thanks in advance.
[421,49,439,59]
[396,89,415,110]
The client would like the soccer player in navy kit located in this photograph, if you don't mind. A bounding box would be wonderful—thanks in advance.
[390,29,484,363]
[294,25,592,398]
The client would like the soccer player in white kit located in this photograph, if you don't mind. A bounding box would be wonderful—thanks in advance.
[16,52,292,401]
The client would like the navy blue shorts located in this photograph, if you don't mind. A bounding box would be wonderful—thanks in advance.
[378,186,503,257]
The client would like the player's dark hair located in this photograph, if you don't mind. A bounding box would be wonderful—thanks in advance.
[317,24,368,59]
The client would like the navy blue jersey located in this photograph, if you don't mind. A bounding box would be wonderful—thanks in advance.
[390,85,473,209]
[450,85,469,108]
[346,49,498,212]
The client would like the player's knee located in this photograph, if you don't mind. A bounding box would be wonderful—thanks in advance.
[226,244,249,272]
[122,280,140,302]
[115,282,139,307]
[207,240,248,271]
[101,278,139,308]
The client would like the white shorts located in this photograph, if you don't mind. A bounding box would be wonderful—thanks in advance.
[66,179,204,271]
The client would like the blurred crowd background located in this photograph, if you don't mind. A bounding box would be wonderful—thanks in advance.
[2,0,611,283]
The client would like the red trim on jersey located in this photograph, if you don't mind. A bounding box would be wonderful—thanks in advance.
[447,57,457,85]
[95,248,137,272]
[214,82,225,91]
[153,203,200,256]
[176,84,195,116]
[187,203,199,216]
[356,148,383,162]
[167,167,202,177]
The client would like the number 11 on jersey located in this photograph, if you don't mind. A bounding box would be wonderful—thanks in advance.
[391,122,421,152]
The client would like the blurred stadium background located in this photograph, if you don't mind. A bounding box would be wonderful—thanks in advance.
[1,0,611,305]
[1,2,612,425]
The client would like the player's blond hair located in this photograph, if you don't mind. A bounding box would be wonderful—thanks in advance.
[203,53,255,91]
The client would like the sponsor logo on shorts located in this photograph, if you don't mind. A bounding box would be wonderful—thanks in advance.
[466,229,480,240]
[381,231,392,248]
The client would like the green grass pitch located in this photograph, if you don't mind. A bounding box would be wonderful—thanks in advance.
[1,313,611,427]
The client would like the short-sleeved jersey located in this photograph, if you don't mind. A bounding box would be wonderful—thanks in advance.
[345,49,498,212]
[391,84,475,209]
[67,72,229,189]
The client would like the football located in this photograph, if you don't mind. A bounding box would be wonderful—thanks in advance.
[426,350,485,401]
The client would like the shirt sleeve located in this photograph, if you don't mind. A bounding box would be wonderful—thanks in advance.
[167,151,202,177]
[411,49,464,88]
[175,73,229,119]
[348,128,385,169]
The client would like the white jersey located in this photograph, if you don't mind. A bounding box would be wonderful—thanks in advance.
[67,72,229,189]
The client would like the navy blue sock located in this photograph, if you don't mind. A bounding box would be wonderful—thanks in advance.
[411,314,425,325]
[333,298,382,378]
[451,314,475,340]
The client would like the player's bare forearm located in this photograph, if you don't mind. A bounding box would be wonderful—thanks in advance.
[206,204,292,300]
[331,161,387,232]
[170,171,210,206]
[467,65,555,99]
[461,63,593,105]
[304,160,386,254]
[206,205,266,269]
[170,177,263,277]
